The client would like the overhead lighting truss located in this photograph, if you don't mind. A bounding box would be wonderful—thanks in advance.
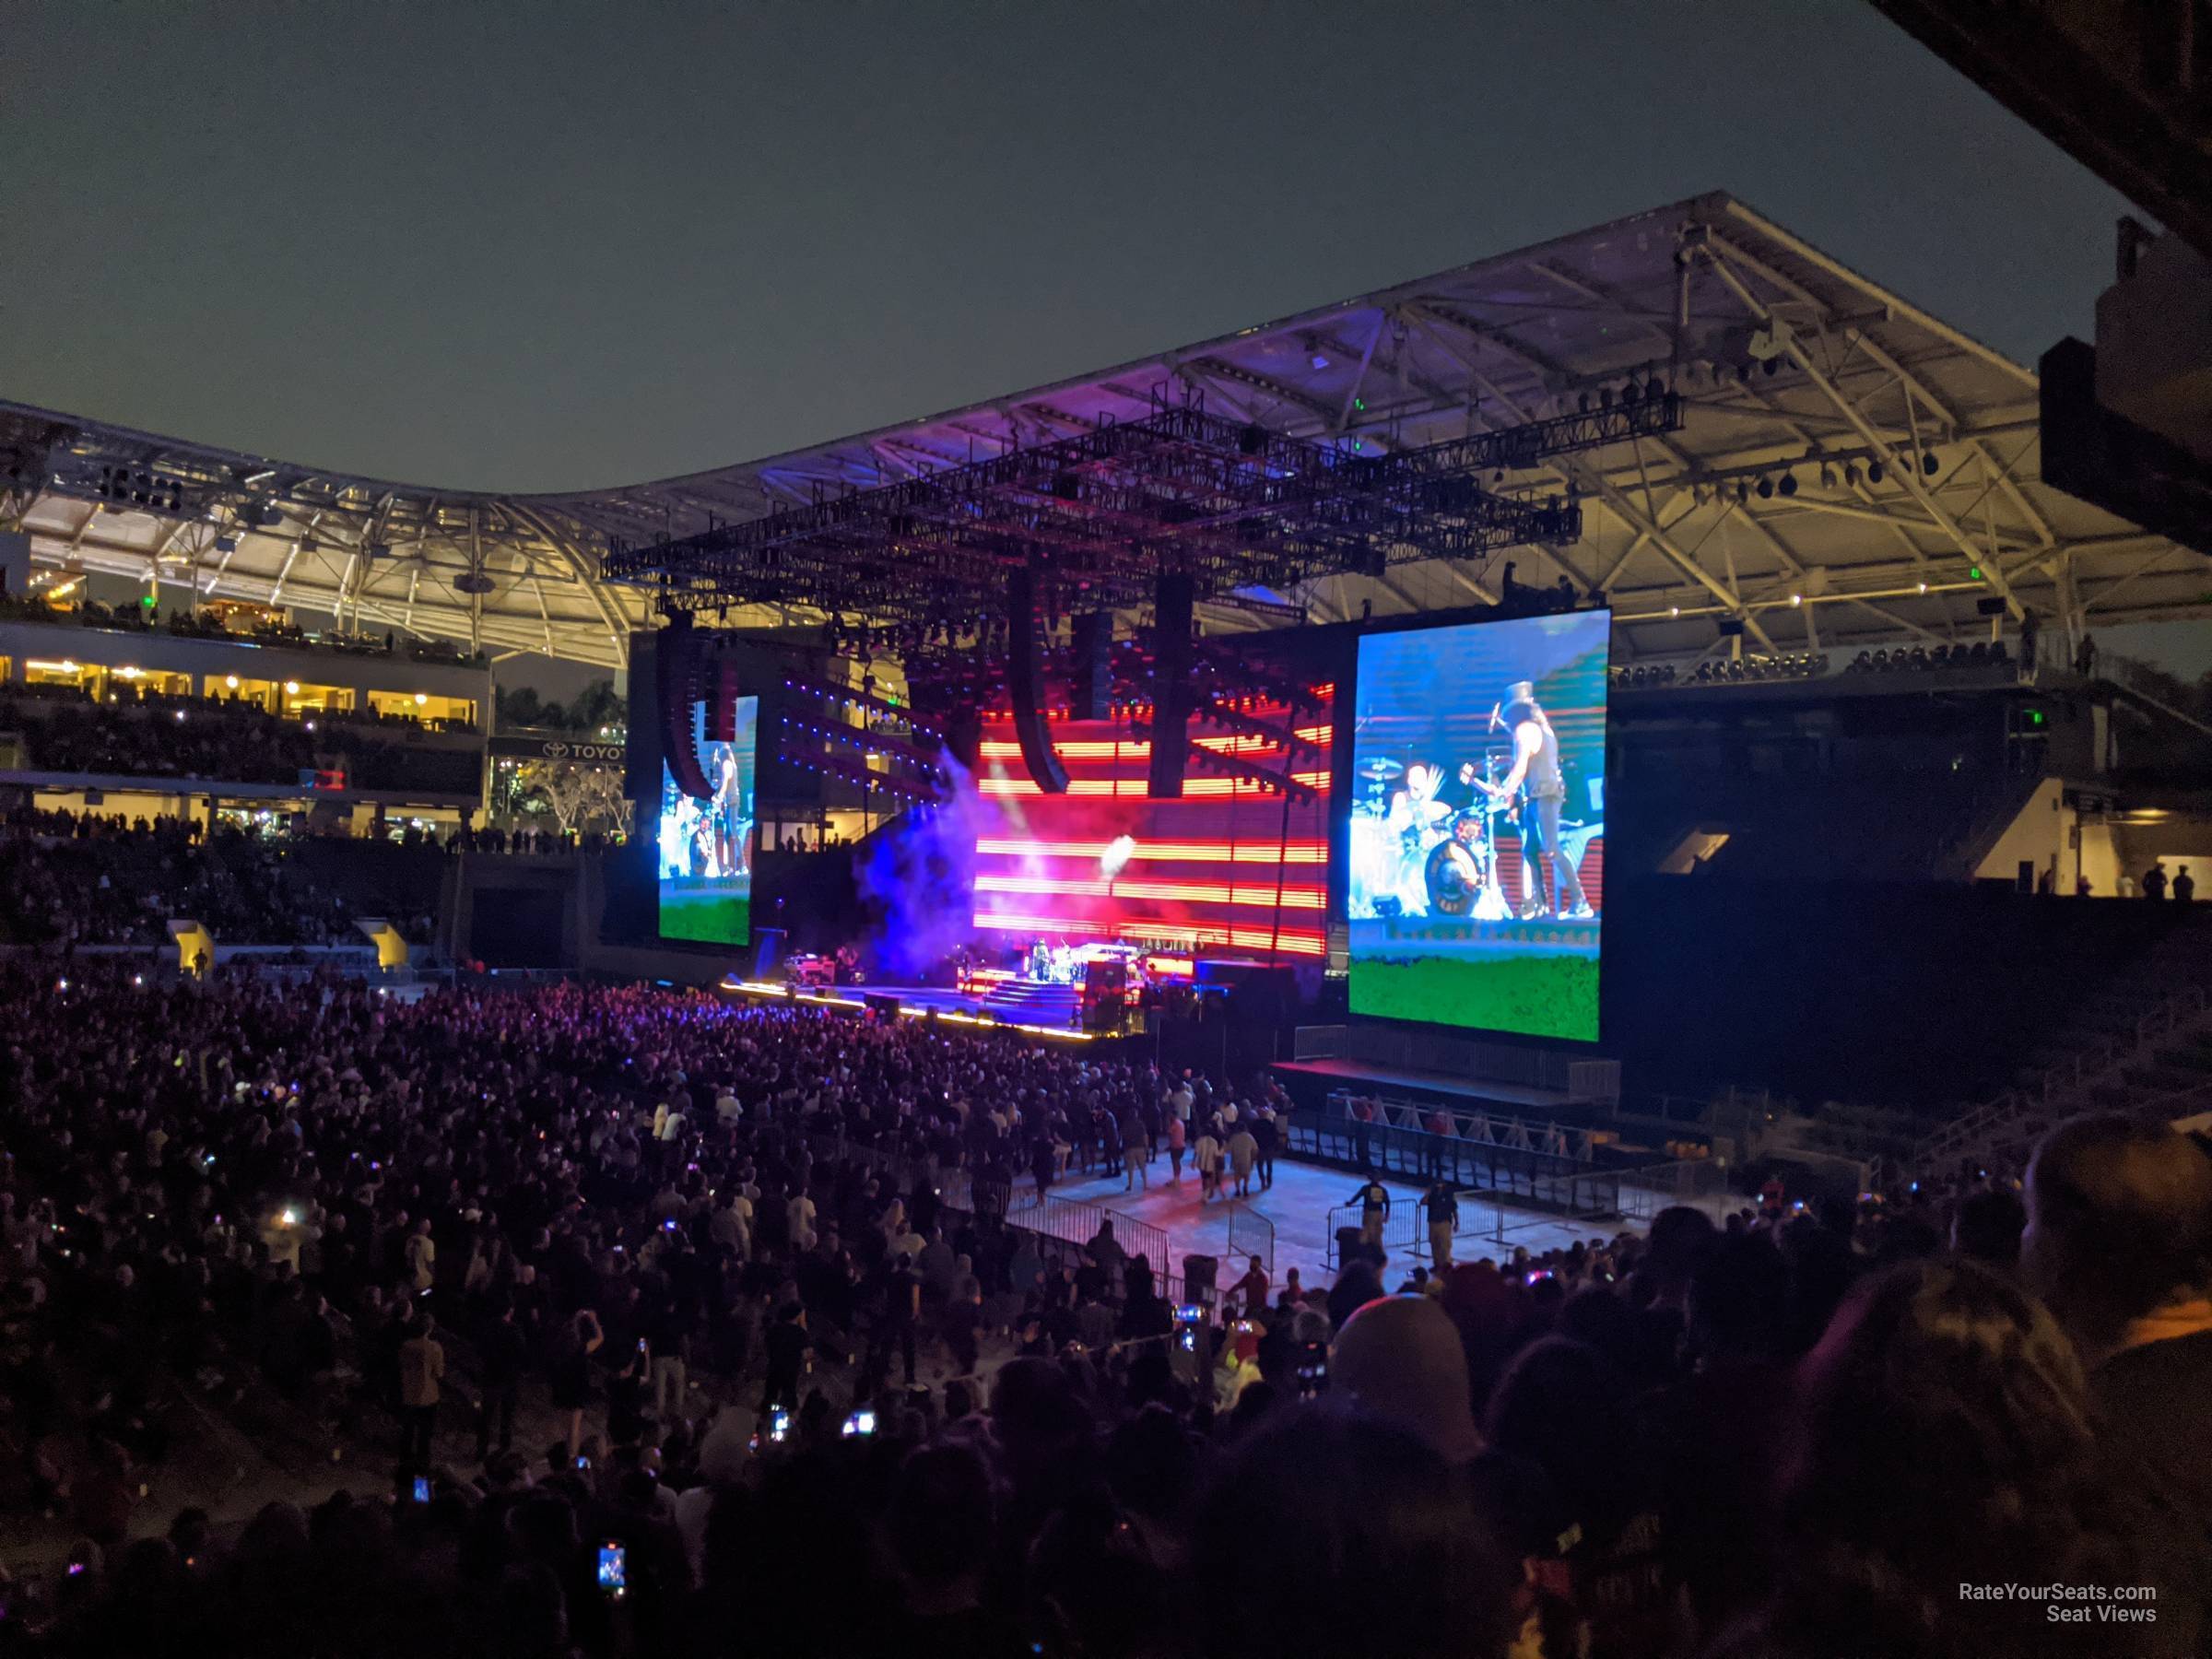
[603,389,1680,625]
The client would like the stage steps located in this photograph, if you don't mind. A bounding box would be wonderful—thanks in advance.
[981,977,1078,1026]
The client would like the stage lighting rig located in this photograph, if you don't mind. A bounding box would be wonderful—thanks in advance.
[602,389,1674,629]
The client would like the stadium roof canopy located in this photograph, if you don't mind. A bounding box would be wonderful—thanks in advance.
[6,190,2206,672]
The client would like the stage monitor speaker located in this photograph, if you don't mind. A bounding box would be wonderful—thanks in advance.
[1335,1226,1382,1268]
[1071,611,1112,719]
[1182,1253,1218,1308]
[1006,564,1068,794]
[865,993,902,1019]
[1147,571,1195,798]
[656,616,712,798]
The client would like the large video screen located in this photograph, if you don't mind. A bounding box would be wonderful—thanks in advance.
[1347,611,1609,1041]
[656,697,757,947]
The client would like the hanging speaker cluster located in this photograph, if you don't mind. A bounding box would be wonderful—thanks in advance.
[657,616,712,799]
[1147,571,1195,799]
[705,659,740,743]
[1006,564,1068,794]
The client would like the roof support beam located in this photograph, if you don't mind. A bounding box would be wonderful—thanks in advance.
[1700,245,2024,620]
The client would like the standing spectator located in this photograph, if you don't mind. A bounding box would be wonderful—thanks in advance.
[2144,861,2169,901]
[762,1301,810,1413]
[645,1293,690,1424]
[1166,1113,1186,1185]
[1742,1258,2183,1659]
[1421,1181,1459,1268]
[404,1217,437,1301]
[1121,1107,1150,1192]
[476,1301,528,1463]
[397,1313,445,1470]
[2023,1114,2212,1535]
[1252,1106,1277,1191]
[2175,864,2196,903]
[1350,1171,1392,1253]
[1226,1123,1257,1199]
[551,1309,605,1465]
[1229,1255,1269,1318]
[1194,1125,1224,1203]
[786,1185,818,1252]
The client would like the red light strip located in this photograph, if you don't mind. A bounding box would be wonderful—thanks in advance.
[974,875,1326,909]
[973,838,1330,864]
[982,776,1329,798]
[973,912,1325,955]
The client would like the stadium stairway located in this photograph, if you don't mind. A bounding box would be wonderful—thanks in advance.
[981,978,1080,1026]
[1917,908,2212,1172]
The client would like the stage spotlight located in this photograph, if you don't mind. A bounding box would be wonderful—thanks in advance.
[1777,472,1798,497]
[1755,477,1774,499]
[1841,464,1859,488]
[1867,460,1886,484]
[1310,352,1329,371]
[1922,452,1939,477]
[1100,834,1137,879]
[1762,358,1780,376]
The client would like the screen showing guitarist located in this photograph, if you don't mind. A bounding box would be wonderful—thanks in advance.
[1475,679,1594,921]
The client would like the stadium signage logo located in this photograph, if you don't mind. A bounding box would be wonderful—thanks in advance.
[490,736,625,763]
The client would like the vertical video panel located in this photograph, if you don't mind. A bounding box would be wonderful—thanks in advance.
[1346,612,1608,1041]
[656,696,757,946]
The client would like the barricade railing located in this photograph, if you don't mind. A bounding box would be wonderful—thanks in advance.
[1613,1157,1731,1222]
[1226,1203,1275,1275]
[1324,1198,1418,1269]
[1291,1103,1609,1200]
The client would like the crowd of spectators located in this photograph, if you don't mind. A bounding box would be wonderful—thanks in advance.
[0,594,489,668]
[0,815,439,947]
[0,684,480,789]
[0,963,2199,1657]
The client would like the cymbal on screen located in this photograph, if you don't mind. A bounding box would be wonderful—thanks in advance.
[1357,758,1406,778]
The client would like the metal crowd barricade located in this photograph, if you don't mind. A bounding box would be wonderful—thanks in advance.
[1324,1197,1419,1269]
[1225,1203,1275,1275]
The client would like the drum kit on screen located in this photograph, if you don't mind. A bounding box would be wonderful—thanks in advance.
[1349,749,1514,922]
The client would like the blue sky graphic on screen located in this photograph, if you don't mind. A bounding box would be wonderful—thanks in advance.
[1347,612,1609,1041]
[657,697,756,947]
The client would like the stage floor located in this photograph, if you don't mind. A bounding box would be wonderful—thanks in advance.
[1030,1156,1658,1289]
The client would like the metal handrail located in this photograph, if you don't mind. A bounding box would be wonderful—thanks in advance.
[1918,982,2212,1161]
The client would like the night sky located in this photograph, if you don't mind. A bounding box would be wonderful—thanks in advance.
[3,1,2137,494]
[8,3,2198,685]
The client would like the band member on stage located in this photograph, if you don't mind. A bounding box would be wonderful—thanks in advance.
[1475,679,1594,921]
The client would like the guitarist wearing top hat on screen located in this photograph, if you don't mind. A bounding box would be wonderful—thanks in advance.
[1472,679,1594,922]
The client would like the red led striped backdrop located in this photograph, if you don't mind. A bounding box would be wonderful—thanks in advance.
[970,693,1335,959]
